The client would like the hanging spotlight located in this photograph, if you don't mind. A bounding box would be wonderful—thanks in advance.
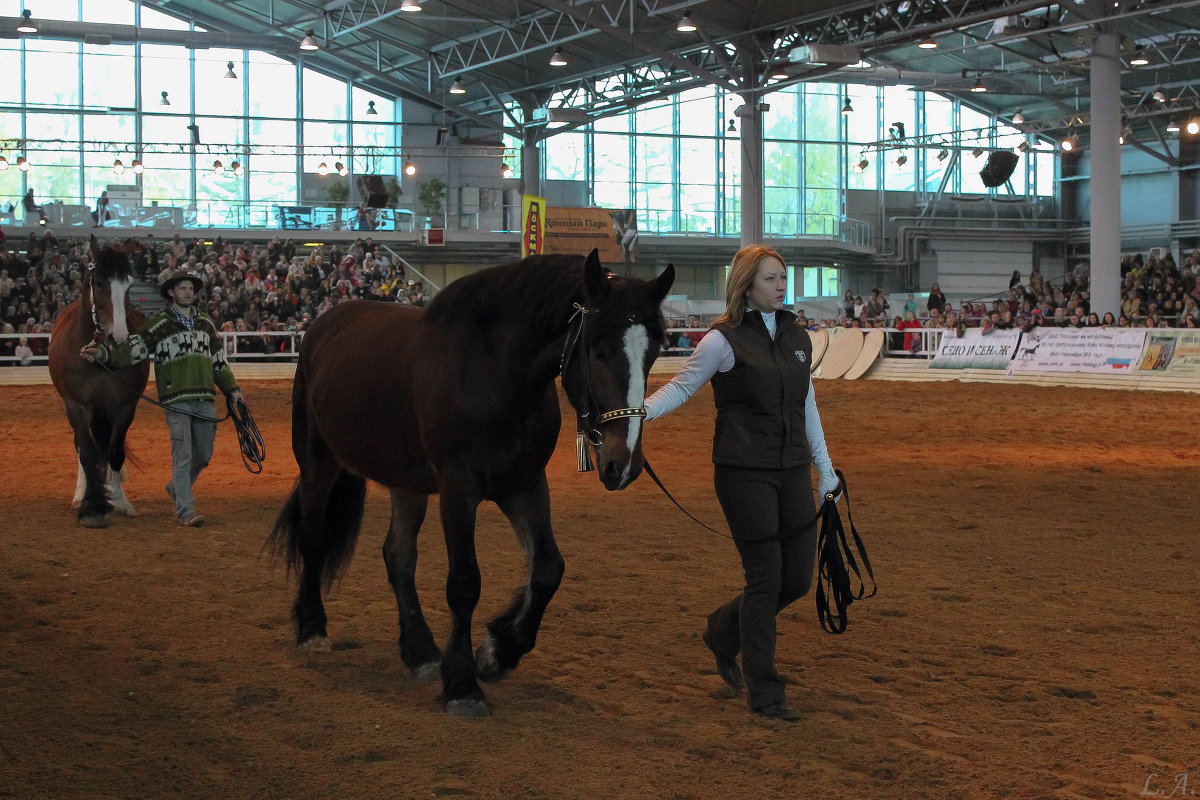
[299,29,319,51]
[449,79,466,95]
[400,0,422,10]
[1186,117,1200,136]
[854,158,869,173]
[316,161,329,176]
[1129,47,1149,67]
[159,91,170,106]
[366,100,378,116]
[917,38,938,49]
[1166,118,1181,133]
[231,161,245,176]
[131,159,144,174]
[335,161,348,176]
[501,162,513,179]
[17,156,30,171]
[971,147,984,158]
[769,63,789,81]
[895,154,908,167]
[1060,132,1080,152]
[212,159,225,175]
[549,47,567,67]
[1012,108,1025,124]
[841,97,853,114]
[0,156,8,171]
[1153,88,1167,103]
[1119,126,1133,144]
[403,160,417,176]
[16,10,37,33]
[676,12,697,32]
[936,148,949,161]
[224,61,237,79]
[1017,140,1031,153]
[971,76,987,93]
[113,159,125,174]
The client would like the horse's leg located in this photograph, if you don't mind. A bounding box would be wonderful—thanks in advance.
[476,474,564,683]
[66,403,109,527]
[382,488,440,682]
[106,465,136,517]
[72,463,87,508]
[105,406,138,517]
[438,485,489,717]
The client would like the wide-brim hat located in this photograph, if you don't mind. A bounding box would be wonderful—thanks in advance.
[160,270,203,299]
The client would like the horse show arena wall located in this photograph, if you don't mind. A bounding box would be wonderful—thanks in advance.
[2,376,1198,800]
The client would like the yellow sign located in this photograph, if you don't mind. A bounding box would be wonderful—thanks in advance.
[521,195,545,257]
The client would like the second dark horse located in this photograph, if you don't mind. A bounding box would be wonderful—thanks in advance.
[271,251,675,716]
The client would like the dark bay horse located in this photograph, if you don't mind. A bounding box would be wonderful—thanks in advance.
[271,250,674,716]
[48,237,149,528]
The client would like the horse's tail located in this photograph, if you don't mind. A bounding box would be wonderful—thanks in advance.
[268,355,367,590]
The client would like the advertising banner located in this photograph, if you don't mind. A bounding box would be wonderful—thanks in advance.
[1007,328,1147,373]
[930,328,1021,369]
[1140,330,1200,376]
[521,194,545,257]
[543,207,637,264]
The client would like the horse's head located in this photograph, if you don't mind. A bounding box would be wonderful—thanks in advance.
[87,235,136,344]
[562,250,675,491]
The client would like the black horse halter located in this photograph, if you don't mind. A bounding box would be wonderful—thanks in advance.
[85,265,110,346]
[558,302,648,472]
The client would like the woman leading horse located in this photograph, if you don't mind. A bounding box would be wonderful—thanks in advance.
[271,250,674,716]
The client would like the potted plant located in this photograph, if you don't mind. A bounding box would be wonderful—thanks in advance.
[385,176,403,207]
[325,179,350,229]
[418,177,446,226]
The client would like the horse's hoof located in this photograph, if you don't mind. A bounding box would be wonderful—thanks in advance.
[113,503,137,517]
[444,698,490,718]
[475,636,512,683]
[79,515,107,529]
[412,661,441,684]
[298,636,331,653]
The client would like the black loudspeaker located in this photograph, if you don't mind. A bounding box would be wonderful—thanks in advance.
[979,150,1020,187]
[357,174,388,207]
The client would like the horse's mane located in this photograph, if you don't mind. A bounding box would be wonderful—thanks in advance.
[423,254,585,333]
[92,240,135,284]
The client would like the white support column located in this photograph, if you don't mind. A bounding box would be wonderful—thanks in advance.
[737,102,764,247]
[1089,32,1122,319]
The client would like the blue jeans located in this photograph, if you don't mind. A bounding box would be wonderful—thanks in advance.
[165,399,217,520]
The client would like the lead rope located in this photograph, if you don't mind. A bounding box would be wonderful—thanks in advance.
[815,469,877,634]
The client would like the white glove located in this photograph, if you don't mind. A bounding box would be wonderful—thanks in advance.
[818,471,841,505]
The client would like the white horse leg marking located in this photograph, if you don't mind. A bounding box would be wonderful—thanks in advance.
[72,459,86,507]
[108,276,132,343]
[620,324,649,485]
[108,465,137,516]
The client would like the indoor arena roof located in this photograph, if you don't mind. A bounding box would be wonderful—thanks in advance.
[18,0,1200,160]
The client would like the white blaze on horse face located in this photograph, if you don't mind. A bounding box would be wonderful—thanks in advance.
[621,323,650,467]
[107,275,133,343]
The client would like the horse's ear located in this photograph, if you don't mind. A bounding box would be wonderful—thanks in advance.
[89,234,99,262]
[583,249,610,303]
[653,263,676,304]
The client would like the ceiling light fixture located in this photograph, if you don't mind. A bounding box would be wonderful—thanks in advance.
[17,156,30,172]
[1129,47,1149,67]
[403,159,417,176]
[316,161,329,176]
[159,91,170,106]
[936,148,949,161]
[131,159,144,173]
[1060,133,1079,152]
[1153,88,1167,103]
[212,159,225,175]
[895,154,908,167]
[1012,108,1025,124]
[769,64,789,81]
[971,76,987,93]
[366,100,378,116]
[972,147,984,158]
[1166,118,1181,133]
[231,161,245,176]
[112,159,125,174]
[1119,126,1132,144]
[1017,140,1031,152]
[854,158,869,173]
[0,156,8,171]
[841,97,853,114]
[1186,117,1200,136]
[299,29,319,51]
[549,47,567,67]
[225,61,237,79]
[917,38,938,49]
[449,79,466,95]
[16,10,37,33]
[400,0,422,10]
[335,161,348,176]
[501,162,513,179]
[677,12,697,32]
[727,119,736,132]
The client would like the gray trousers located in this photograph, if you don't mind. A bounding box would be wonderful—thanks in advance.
[165,399,217,520]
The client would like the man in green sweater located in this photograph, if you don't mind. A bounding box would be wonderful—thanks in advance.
[82,270,246,527]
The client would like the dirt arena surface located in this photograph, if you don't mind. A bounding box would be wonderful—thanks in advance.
[2,377,1198,800]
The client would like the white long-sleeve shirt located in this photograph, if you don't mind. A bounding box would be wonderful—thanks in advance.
[645,311,838,496]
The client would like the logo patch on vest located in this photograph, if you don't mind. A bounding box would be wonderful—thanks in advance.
[795,350,806,362]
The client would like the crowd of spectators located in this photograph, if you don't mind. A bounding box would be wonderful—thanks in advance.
[1,228,430,364]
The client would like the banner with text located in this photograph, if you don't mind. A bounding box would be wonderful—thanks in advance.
[1007,328,1147,374]
[521,194,545,257]
[1138,330,1200,375]
[543,207,637,263]
[930,328,1021,369]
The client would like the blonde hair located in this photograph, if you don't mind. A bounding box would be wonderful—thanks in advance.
[713,244,786,328]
